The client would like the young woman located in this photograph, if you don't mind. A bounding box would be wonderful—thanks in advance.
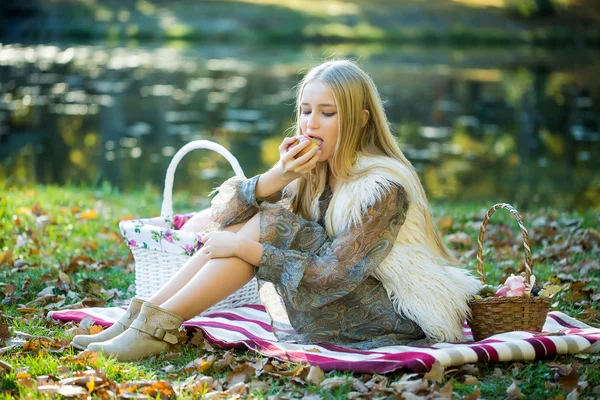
[72,60,481,361]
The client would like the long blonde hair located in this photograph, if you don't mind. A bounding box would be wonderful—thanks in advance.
[282,59,457,265]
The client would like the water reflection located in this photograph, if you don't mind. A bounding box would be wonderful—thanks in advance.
[1,43,599,210]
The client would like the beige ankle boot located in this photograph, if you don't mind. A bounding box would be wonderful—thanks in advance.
[87,302,184,362]
[71,298,145,350]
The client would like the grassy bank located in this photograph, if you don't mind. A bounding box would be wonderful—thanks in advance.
[8,0,600,47]
[0,184,599,398]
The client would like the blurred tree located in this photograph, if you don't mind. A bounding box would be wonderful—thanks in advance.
[505,0,555,17]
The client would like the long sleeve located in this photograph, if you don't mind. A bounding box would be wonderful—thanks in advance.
[256,183,409,311]
[209,175,283,229]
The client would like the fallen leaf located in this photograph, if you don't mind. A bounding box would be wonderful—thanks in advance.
[190,328,205,346]
[80,209,99,220]
[213,351,235,372]
[464,375,479,385]
[438,380,453,399]
[226,382,247,396]
[461,385,481,400]
[566,389,578,400]
[446,232,474,248]
[320,377,348,390]
[506,381,524,399]
[438,216,453,231]
[88,325,104,335]
[226,364,255,386]
[0,323,10,343]
[305,365,324,385]
[424,361,445,382]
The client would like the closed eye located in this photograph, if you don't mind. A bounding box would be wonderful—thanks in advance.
[301,110,336,117]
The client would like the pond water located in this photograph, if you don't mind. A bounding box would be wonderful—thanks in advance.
[1,41,599,210]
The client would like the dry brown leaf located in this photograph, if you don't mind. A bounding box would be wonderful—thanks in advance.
[566,389,578,400]
[80,209,99,220]
[438,216,453,231]
[0,323,10,343]
[16,371,36,389]
[506,381,525,399]
[184,354,215,373]
[463,375,479,385]
[492,368,505,378]
[250,357,270,377]
[459,364,479,375]
[461,385,481,400]
[66,255,95,273]
[0,250,14,266]
[88,325,104,335]
[226,382,247,396]
[2,283,15,296]
[438,380,453,399]
[60,350,99,366]
[226,363,255,386]
[424,361,445,382]
[320,377,348,390]
[0,360,13,375]
[190,328,206,347]
[559,370,581,392]
[391,375,428,394]
[249,379,270,391]
[446,232,474,248]
[305,365,325,385]
[213,351,235,372]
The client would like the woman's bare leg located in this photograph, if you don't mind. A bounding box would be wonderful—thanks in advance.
[146,216,248,305]
[179,208,212,233]
[159,213,261,320]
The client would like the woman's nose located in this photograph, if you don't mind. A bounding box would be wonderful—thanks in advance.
[308,114,319,129]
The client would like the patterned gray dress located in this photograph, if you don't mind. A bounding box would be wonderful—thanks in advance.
[209,174,432,350]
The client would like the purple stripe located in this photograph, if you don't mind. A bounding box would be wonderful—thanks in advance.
[51,311,115,328]
[194,311,272,332]
[469,345,491,362]
[524,337,551,357]
[478,344,499,362]
[548,313,581,329]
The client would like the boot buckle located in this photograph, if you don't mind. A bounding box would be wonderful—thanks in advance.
[151,327,178,345]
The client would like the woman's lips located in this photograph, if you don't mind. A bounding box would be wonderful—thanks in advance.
[307,135,324,146]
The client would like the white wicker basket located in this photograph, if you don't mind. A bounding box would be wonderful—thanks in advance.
[119,140,261,314]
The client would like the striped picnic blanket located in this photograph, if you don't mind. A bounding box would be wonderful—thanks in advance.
[49,305,600,373]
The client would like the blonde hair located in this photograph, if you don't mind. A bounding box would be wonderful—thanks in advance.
[282,59,457,265]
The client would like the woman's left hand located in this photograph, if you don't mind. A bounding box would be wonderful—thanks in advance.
[200,231,240,259]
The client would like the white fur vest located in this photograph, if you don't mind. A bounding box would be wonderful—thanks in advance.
[321,155,482,343]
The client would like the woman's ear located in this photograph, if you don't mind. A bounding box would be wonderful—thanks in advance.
[361,109,370,128]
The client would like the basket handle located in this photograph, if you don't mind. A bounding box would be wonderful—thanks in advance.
[476,203,532,284]
[161,140,245,218]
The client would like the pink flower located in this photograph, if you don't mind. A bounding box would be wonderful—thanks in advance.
[173,214,192,230]
[185,244,194,254]
[127,239,137,247]
[163,230,174,243]
[503,274,526,297]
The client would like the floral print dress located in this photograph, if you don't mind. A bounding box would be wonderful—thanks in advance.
[207,175,431,350]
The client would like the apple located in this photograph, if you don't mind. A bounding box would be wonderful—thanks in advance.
[288,136,320,159]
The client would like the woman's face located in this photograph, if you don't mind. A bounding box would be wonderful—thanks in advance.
[299,80,339,163]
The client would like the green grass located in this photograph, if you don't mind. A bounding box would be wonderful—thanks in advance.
[0,183,599,398]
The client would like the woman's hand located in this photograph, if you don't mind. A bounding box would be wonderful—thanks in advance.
[200,231,240,259]
[276,136,321,181]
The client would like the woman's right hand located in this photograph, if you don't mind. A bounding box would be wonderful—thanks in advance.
[276,136,321,181]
